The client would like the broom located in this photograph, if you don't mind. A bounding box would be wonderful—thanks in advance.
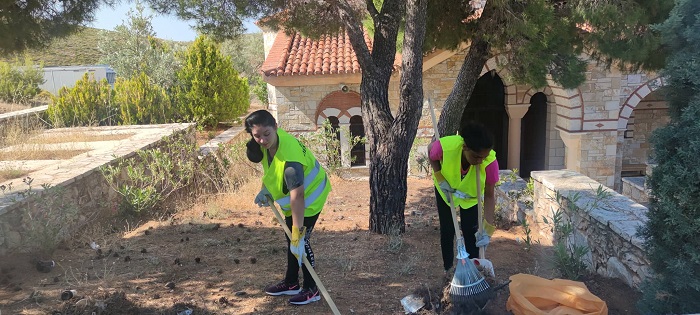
[264,196,342,315]
[426,99,490,307]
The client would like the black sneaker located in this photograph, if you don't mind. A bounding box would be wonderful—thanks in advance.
[264,280,301,296]
[288,287,321,305]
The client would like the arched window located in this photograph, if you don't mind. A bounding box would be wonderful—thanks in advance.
[349,115,366,166]
[326,116,341,167]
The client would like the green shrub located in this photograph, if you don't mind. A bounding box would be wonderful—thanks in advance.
[114,72,172,125]
[47,73,116,126]
[174,36,249,127]
[251,75,269,106]
[100,133,198,214]
[0,57,44,104]
[296,119,366,175]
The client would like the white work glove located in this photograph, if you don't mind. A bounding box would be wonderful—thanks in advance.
[438,180,456,203]
[290,226,307,267]
[438,180,455,194]
[475,231,491,248]
[475,220,496,248]
[254,187,270,207]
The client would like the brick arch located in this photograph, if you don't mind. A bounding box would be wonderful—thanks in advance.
[478,53,583,131]
[315,90,361,126]
[521,87,554,104]
[480,55,516,105]
[617,76,667,129]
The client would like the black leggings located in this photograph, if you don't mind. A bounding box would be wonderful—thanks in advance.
[284,213,319,289]
[435,187,479,271]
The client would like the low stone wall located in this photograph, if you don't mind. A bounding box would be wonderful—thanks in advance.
[530,170,651,289]
[622,177,649,205]
[0,124,196,255]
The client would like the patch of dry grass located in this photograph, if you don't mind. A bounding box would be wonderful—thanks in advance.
[0,120,44,148]
[27,132,134,144]
[0,167,29,182]
[0,102,32,114]
[0,148,89,161]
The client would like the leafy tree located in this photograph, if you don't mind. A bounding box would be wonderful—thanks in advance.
[174,36,249,127]
[0,56,44,104]
[221,32,267,105]
[638,0,700,312]
[0,0,103,54]
[98,1,184,90]
[428,0,673,135]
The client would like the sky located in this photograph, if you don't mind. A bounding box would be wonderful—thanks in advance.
[89,2,261,42]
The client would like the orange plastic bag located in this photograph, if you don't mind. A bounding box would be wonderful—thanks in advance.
[506,273,608,315]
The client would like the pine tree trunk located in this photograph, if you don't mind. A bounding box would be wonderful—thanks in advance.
[365,0,427,234]
[438,37,491,136]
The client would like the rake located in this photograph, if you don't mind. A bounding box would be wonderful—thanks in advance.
[426,98,490,308]
[264,196,341,315]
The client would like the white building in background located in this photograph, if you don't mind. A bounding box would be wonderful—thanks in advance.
[40,65,116,95]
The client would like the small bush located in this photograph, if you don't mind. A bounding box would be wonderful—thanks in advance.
[296,119,366,175]
[100,132,198,214]
[47,73,116,127]
[114,72,172,125]
[0,57,44,104]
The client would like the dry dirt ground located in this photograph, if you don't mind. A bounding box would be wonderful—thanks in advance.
[0,177,641,315]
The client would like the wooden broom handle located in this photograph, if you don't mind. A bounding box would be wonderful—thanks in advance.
[265,196,342,315]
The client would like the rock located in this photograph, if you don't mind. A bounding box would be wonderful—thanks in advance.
[35,260,55,273]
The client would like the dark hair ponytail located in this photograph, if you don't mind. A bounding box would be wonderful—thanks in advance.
[246,138,263,163]
[244,110,277,134]
[244,110,276,163]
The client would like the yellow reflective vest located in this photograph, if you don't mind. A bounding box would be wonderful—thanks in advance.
[432,135,497,209]
[262,129,331,217]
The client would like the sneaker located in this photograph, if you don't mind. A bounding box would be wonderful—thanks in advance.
[288,287,321,305]
[264,280,301,296]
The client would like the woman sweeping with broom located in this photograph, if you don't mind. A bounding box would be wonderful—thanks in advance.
[427,121,499,272]
[245,109,331,306]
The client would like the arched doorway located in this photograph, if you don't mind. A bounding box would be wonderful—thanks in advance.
[349,115,366,166]
[621,89,669,177]
[520,92,548,178]
[461,71,508,169]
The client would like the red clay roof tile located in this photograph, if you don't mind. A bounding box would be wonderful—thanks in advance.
[262,29,387,77]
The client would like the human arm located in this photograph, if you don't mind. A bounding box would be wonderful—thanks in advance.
[283,162,305,229]
[427,138,444,181]
[483,183,496,227]
[284,162,306,266]
[483,160,499,230]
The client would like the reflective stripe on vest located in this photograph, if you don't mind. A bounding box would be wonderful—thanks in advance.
[278,174,328,212]
[275,160,323,209]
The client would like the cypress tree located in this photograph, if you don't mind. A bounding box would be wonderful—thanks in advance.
[638,0,700,312]
[174,36,249,127]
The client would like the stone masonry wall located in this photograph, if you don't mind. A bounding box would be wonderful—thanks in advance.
[621,106,669,167]
[271,84,361,132]
[0,124,196,255]
[530,170,651,289]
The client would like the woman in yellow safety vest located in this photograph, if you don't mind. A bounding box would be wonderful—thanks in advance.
[245,109,331,305]
[427,121,498,272]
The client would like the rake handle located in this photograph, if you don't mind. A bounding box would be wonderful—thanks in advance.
[265,196,342,315]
